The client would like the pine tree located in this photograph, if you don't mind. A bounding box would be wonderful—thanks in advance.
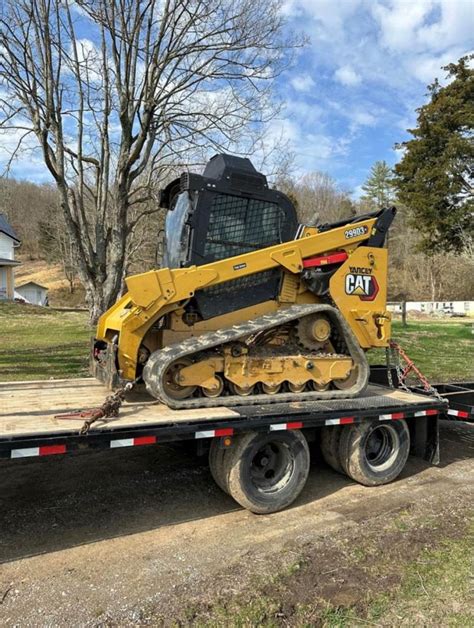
[361,161,395,209]
[394,55,474,254]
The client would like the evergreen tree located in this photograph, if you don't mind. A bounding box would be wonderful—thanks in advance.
[394,55,474,254]
[361,161,395,209]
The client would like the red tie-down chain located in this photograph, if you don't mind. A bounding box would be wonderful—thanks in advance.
[388,341,442,400]
[55,380,137,434]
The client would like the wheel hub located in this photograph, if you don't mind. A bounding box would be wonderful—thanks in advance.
[364,425,399,470]
[250,442,294,492]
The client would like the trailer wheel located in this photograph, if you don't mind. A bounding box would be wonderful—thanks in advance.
[338,420,410,486]
[320,426,344,474]
[209,440,230,494]
[225,430,310,514]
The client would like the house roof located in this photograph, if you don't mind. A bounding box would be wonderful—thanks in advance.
[16,281,49,291]
[0,214,21,243]
[0,257,21,266]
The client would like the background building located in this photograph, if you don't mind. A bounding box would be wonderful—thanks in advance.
[0,214,21,300]
[15,281,49,306]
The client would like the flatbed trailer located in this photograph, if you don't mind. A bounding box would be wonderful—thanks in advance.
[0,368,449,514]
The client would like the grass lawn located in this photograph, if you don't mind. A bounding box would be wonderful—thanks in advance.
[371,319,474,382]
[0,303,472,382]
[0,302,91,381]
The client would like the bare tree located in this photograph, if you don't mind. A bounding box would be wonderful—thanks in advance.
[39,209,79,294]
[279,171,355,226]
[0,0,298,322]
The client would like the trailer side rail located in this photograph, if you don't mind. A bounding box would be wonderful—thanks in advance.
[0,397,444,461]
[410,382,474,422]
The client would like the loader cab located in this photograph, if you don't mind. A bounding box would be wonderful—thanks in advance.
[162,154,297,268]
[160,154,298,319]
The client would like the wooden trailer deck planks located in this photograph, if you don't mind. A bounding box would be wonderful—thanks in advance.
[0,378,441,440]
[0,378,240,438]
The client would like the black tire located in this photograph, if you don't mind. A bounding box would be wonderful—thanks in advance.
[320,426,344,474]
[225,430,310,514]
[209,440,230,494]
[338,420,410,486]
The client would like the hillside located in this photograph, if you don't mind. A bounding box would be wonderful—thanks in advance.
[15,258,86,308]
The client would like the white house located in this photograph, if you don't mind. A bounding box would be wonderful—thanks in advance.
[388,301,474,316]
[0,214,21,300]
[16,281,49,306]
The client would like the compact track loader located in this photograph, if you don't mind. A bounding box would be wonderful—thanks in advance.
[93,154,396,409]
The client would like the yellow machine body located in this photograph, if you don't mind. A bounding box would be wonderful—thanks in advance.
[96,218,391,382]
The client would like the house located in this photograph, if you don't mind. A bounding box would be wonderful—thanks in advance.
[0,214,21,300]
[388,301,474,316]
[15,281,49,306]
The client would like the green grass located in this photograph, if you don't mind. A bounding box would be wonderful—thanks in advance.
[365,530,474,626]
[0,302,91,381]
[0,303,472,383]
[318,526,474,627]
[370,319,474,382]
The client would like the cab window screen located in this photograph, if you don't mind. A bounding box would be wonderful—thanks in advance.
[203,193,287,261]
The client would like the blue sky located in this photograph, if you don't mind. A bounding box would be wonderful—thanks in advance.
[1,0,473,195]
[273,0,474,195]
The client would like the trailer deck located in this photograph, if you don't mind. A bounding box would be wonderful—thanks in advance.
[0,377,445,460]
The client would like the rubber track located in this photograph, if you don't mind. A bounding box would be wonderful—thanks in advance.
[143,303,370,409]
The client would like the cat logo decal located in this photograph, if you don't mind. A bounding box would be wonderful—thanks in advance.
[345,273,379,301]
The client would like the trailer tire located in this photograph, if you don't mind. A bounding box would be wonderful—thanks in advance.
[338,420,410,486]
[320,426,344,474]
[209,440,230,494]
[225,430,310,514]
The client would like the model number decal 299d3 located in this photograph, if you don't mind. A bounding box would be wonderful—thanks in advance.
[344,225,368,239]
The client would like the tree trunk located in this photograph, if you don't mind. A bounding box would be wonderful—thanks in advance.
[401,299,407,327]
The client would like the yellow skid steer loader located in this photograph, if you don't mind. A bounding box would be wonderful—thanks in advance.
[93,154,395,409]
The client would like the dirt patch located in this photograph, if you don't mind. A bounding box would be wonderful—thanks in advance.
[151,490,471,626]
[274,502,470,622]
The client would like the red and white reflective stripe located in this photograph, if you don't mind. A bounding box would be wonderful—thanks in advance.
[269,421,303,431]
[414,409,439,417]
[447,409,470,419]
[195,428,234,439]
[379,412,405,421]
[325,417,355,426]
[110,435,157,448]
[11,444,66,459]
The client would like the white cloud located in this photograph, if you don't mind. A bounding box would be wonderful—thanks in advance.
[267,117,301,144]
[265,114,351,175]
[350,111,377,127]
[285,99,324,125]
[290,73,316,92]
[303,132,351,161]
[288,0,473,91]
[372,0,474,78]
[393,144,407,162]
[414,1,474,51]
[0,126,49,181]
[334,65,361,86]
[352,184,365,200]
[410,47,472,83]
[372,1,435,52]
